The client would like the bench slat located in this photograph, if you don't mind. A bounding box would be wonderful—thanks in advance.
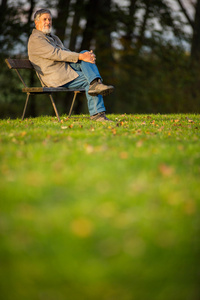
[5,58,33,69]
[22,87,85,93]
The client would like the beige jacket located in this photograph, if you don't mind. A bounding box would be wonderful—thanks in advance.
[28,29,79,87]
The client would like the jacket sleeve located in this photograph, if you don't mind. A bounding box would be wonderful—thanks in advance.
[28,34,79,63]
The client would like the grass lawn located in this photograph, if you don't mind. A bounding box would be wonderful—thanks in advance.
[0,113,200,300]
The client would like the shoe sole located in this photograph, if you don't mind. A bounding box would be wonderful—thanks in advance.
[88,87,114,97]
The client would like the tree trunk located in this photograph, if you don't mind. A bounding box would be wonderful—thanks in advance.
[176,0,194,28]
[0,0,8,11]
[0,0,8,36]
[53,0,72,114]
[27,0,35,36]
[69,0,83,51]
[80,0,99,51]
[135,0,151,54]
[27,0,36,117]
[95,0,114,75]
[191,0,200,61]
[68,0,85,114]
[54,0,71,43]
[123,0,138,51]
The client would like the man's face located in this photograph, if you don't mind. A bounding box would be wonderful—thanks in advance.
[35,13,52,34]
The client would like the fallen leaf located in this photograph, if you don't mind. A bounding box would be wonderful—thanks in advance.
[136,140,143,147]
[158,126,164,132]
[177,145,184,151]
[64,117,69,121]
[20,131,27,137]
[112,128,117,135]
[184,200,196,215]
[120,152,128,159]
[116,120,125,127]
[70,218,94,238]
[84,144,94,154]
[159,164,174,177]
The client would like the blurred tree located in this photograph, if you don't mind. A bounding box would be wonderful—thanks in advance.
[95,0,114,69]
[175,0,200,61]
[176,0,194,28]
[54,0,71,42]
[116,0,187,59]
[0,0,27,118]
[26,0,37,117]
[23,0,36,37]
[136,0,186,54]
[0,0,7,15]
[69,0,84,51]
[0,0,23,54]
[121,0,138,52]
[190,0,200,61]
[135,0,151,54]
[80,0,99,50]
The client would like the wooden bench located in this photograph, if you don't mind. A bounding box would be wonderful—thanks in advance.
[5,58,85,122]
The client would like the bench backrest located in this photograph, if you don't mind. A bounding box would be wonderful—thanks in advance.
[5,58,35,88]
[5,58,33,70]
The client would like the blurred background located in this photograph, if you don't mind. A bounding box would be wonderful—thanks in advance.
[0,2,200,300]
[0,0,200,118]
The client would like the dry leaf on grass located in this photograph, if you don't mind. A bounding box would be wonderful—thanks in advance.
[159,163,174,177]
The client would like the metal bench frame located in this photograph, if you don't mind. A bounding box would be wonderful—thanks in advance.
[5,58,85,122]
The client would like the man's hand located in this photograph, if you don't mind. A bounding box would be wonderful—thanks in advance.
[79,50,96,64]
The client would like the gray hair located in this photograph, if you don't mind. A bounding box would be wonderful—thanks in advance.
[34,9,52,21]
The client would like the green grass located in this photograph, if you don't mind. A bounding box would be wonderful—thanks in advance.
[0,113,200,300]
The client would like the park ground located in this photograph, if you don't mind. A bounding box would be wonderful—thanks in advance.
[0,113,200,300]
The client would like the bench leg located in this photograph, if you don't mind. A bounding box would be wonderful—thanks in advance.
[68,91,78,117]
[49,94,61,122]
[22,93,30,120]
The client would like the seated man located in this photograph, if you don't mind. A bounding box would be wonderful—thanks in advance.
[28,8,114,122]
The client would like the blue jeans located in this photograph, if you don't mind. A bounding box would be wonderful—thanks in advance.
[61,51,106,116]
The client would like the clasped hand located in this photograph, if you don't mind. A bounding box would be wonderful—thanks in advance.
[79,50,96,64]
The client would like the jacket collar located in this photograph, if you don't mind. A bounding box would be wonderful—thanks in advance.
[32,29,64,48]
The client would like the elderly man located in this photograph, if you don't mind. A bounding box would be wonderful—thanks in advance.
[28,8,114,122]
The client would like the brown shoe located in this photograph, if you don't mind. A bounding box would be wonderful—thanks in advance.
[88,81,114,97]
[90,112,113,122]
